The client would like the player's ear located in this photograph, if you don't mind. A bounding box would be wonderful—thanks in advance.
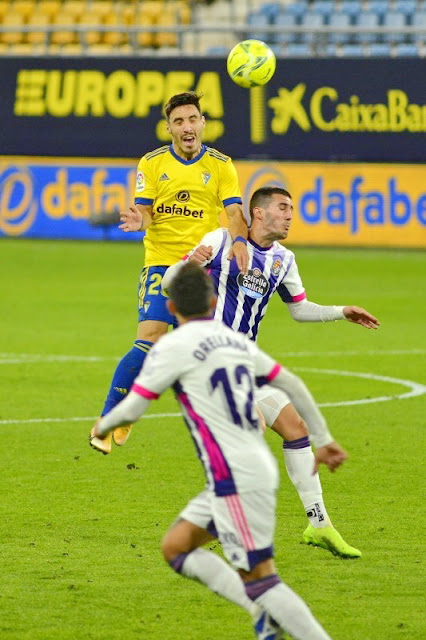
[166,299,177,316]
[209,294,217,314]
[201,115,206,128]
[252,206,263,221]
[166,118,171,134]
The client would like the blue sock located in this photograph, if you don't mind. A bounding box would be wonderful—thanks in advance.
[101,340,153,415]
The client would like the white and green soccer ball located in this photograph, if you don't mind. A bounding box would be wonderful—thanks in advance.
[227,39,276,89]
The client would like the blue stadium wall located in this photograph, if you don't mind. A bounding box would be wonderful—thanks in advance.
[1,57,425,247]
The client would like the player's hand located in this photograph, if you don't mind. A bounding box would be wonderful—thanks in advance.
[119,205,152,232]
[188,245,213,265]
[343,306,380,329]
[227,241,249,274]
[313,442,348,474]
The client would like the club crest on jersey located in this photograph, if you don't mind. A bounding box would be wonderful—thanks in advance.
[237,268,270,299]
[136,171,145,191]
[201,171,211,186]
[271,259,282,276]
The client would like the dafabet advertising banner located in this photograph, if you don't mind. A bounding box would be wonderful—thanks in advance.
[1,157,425,248]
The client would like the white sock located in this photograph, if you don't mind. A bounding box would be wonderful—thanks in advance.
[255,582,332,640]
[180,548,260,617]
[283,443,330,528]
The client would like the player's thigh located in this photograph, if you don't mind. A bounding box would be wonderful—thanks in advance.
[137,265,178,327]
[213,491,276,572]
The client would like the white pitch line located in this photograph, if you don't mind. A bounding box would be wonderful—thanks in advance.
[1,368,424,426]
[293,367,426,407]
[0,349,425,365]
[0,412,182,425]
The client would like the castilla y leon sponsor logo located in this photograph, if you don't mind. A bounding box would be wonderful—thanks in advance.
[237,268,270,299]
[268,84,426,134]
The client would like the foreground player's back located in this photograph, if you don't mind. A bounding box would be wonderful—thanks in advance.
[142,318,279,495]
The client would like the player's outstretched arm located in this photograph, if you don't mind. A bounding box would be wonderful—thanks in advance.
[119,204,153,232]
[224,203,249,274]
[343,306,380,329]
[313,442,348,474]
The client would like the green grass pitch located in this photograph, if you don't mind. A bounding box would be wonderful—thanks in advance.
[0,238,424,640]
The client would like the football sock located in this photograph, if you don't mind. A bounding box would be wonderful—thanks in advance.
[283,437,330,529]
[101,340,153,416]
[170,548,260,617]
[246,575,332,640]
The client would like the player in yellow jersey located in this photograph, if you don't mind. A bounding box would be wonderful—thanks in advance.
[90,92,249,454]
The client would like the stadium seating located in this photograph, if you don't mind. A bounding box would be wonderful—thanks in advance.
[286,42,312,57]
[394,0,417,18]
[246,11,270,42]
[382,11,407,44]
[368,42,391,56]
[354,11,380,44]
[0,0,424,58]
[394,42,420,56]
[310,1,334,19]
[299,11,324,44]
[340,43,364,57]
[339,1,363,19]
[274,11,298,45]
[328,12,352,45]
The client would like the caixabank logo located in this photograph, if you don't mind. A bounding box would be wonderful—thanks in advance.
[267,83,426,134]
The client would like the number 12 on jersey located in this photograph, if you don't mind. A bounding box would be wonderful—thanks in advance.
[210,366,258,430]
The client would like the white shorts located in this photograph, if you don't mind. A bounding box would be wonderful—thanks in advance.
[180,489,276,571]
[255,385,291,428]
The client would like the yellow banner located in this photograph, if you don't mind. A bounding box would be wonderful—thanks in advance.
[235,162,426,248]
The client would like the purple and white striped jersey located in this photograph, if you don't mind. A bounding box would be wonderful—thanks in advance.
[131,318,280,496]
[185,228,306,340]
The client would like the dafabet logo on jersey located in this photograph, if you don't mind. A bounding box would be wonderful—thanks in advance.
[157,192,204,218]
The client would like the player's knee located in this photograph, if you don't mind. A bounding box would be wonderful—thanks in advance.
[273,406,308,441]
[160,532,175,563]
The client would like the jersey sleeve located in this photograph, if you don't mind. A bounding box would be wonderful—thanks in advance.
[134,155,157,205]
[277,252,306,304]
[249,342,282,388]
[218,159,242,207]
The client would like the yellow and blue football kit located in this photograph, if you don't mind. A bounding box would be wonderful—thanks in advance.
[96,143,242,419]
[135,143,242,324]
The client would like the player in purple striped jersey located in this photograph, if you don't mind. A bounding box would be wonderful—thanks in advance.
[93,263,333,640]
[162,186,380,558]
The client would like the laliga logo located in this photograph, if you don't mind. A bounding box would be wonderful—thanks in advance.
[0,166,37,236]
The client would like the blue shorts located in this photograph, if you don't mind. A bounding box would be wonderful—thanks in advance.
[137,266,178,326]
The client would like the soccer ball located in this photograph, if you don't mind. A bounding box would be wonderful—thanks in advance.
[227,39,276,89]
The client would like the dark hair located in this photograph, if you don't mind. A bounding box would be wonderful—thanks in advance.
[249,186,292,220]
[168,263,214,317]
[164,92,203,120]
